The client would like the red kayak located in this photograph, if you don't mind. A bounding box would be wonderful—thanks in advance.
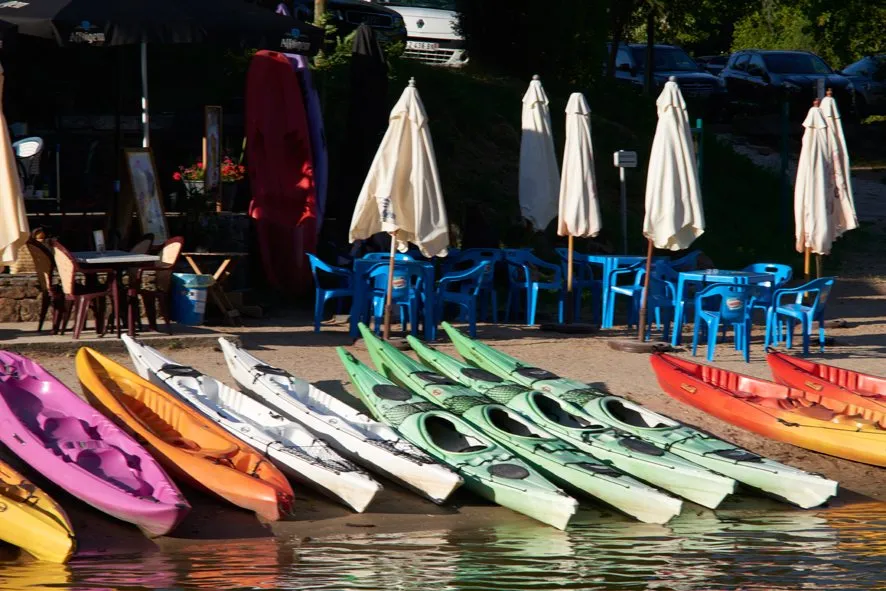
[767,351,886,426]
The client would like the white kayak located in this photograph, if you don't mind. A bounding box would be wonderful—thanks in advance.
[120,336,382,512]
[218,338,463,504]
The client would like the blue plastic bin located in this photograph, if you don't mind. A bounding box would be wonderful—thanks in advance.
[170,273,215,325]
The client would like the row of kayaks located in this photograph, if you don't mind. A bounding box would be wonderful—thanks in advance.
[0,324,877,561]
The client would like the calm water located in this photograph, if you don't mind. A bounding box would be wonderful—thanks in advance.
[3,501,886,591]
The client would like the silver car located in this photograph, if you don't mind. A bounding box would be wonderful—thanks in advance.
[841,54,886,115]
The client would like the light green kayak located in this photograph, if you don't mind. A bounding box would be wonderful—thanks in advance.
[406,336,741,513]
[337,347,577,530]
[359,325,682,523]
[442,322,836,509]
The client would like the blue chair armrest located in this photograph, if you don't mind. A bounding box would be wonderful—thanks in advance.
[439,262,489,288]
[772,285,807,307]
[504,259,531,283]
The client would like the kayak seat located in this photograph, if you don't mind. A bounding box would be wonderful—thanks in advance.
[43,416,101,448]
[425,416,489,454]
[532,393,602,429]
[74,447,154,496]
[487,407,539,438]
[604,399,670,429]
[830,413,875,427]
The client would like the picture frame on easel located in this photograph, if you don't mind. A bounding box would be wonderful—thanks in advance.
[204,105,222,211]
[124,147,168,246]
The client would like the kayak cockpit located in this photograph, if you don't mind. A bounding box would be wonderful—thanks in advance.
[424,416,489,454]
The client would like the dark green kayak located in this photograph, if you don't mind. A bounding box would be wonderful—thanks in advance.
[337,347,577,529]
[359,324,683,523]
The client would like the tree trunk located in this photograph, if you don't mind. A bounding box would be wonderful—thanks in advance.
[606,1,636,80]
[314,0,326,25]
[644,8,655,95]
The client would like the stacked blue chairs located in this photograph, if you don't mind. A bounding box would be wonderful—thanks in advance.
[555,249,603,323]
[503,250,564,326]
[764,277,835,355]
[435,261,490,337]
[604,261,647,328]
[691,284,756,362]
[367,262,425,336]
[668,250,703,272]
[307,253,354,332]
[442,248,502,322]
[363,252,414,262]
[742,263,793,315]
[641,270,679,342]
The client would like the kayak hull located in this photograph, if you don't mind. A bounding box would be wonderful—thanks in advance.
[219,338,462,504]
[0,459,75,563]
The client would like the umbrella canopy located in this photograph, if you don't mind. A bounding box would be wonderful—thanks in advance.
[643,79,704,251]
[819,95,858,238]
[794,106,836,255]
[519,76,559,231]
[349,78,449,258]
[557,93,600,239]
[0,62,29,265]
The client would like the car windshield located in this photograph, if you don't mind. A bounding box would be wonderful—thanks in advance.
[630,47,701,72]
[762,53,833,74]
[375,0,456,8]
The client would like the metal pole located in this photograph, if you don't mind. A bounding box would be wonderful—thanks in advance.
[141,41,150,148]
[637,238,654,341]
[695,117,704,186]
[382,235,397,340]
[619,166,628,253]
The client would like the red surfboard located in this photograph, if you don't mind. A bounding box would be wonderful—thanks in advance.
[245,50,317,294]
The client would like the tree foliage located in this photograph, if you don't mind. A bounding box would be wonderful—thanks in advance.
[731,4,816,55]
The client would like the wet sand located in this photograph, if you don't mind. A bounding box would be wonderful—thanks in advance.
[6,280,886,547]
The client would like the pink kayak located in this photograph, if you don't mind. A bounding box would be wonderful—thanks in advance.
[0,351,190,537]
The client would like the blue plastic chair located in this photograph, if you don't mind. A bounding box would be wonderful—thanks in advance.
[443,249,502,322]
[764,277,835,355]
[742,263,793,314]
[503,250,564,326]
[605,261,677,329]
[307,253,354,332]
[436,261,490,337]
[668,250,702,272]
[692,284,755,362]
[555,249,603,323]
[642,272,678,342]
[362,252,414,262]
[367,262,424,336]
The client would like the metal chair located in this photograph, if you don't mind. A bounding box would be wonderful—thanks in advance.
[692,284,755,362]
[307,253,354,332]
[503,250,564,326]
[436,261,490,337]
[764,277,835,355]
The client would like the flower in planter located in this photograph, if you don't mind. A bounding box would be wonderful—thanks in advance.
[175,161,205,182]
[221,157,246,183]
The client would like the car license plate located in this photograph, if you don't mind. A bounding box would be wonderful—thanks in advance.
[407,41,439,51]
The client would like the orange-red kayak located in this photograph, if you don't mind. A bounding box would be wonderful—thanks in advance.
[76,348,294,521]
[767,351,886,425]
[650,353,886,467]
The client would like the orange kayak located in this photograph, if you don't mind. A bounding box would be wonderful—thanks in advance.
[767,351,886,425]
[650,353,886,467]
[76,348,294,521]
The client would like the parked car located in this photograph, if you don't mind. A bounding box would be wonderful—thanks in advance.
[840,54,886,116]
[696,55,728,76]
[605,43,724,115]
[286,0,407,45]
[368,0,467,67]
[719,50,857,117]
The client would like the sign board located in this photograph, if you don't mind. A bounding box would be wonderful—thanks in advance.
[613,150,638,168]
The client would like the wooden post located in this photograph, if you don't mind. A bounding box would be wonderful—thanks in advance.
[382,235,397,340]
[566,235,574,324]
[804,247,811,281]
[816,254,822,279]
[637,239,654,341]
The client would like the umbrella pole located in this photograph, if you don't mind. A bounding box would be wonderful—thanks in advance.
[566,235,574,323]
[636,238,654,341]
[816,254,822,279]
[141,41,150,148]
[382,234,396,340]
[804,247,811,281]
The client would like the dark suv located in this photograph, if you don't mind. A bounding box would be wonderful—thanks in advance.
[606,43,724,107]
[719,50,857,116]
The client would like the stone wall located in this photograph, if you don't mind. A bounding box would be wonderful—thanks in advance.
[0,275,42,322]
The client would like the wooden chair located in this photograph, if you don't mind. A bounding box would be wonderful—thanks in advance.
[50,240,120,339]
[129,234,155,255]
[24,237,62,333]
[132,236,185,333]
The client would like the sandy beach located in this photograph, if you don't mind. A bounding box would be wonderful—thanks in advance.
[6,275,883,550]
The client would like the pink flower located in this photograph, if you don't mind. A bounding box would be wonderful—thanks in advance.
[172,172,182,181]
[196,162,203,169]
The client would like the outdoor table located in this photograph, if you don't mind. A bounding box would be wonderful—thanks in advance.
[73,250,160,336]
[350,258,437,341]
[581,254,666,329]
[183,251,248,326]
[671,269,775,346]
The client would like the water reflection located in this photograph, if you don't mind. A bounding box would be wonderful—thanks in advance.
[1,502,885,591]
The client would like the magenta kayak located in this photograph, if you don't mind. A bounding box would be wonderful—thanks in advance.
[0,351,190,537]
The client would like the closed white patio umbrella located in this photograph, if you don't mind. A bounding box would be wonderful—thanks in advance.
[349,77,449,339]
[794,103,836,278]
[557,92,601,322]
[638,77,704,340]
[0,61,29,266]
[519,75,560,231]
[819,92,858,240]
